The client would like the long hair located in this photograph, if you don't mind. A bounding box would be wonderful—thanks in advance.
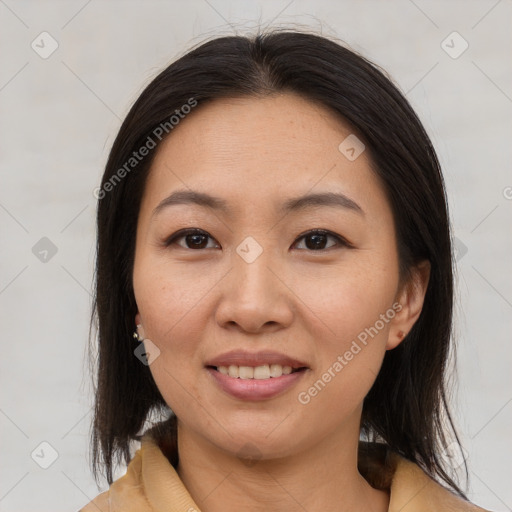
[90,29,466,497]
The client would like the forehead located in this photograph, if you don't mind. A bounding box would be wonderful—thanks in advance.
[141,93,390,221]
[156,93,353,165]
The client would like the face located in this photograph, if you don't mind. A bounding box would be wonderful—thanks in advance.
[132,93,414,461]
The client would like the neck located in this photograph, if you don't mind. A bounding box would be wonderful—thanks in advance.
[175,417,389,512]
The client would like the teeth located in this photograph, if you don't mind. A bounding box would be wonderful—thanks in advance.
[239,366,254,379]
[254,365,270,379]
[271,363,289,377]
[217,364,294,379]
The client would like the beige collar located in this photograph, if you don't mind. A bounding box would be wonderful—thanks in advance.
[83,432,489,511]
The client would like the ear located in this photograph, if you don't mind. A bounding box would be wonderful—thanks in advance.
[386,260,431,350]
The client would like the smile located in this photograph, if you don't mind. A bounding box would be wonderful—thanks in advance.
[212,364,305,380]
[206,365,308,401]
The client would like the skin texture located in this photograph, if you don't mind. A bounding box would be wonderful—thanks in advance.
[132,92,430,512]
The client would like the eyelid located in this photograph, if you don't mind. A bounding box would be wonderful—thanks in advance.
[164,228,353,250]
[164,228,219,248]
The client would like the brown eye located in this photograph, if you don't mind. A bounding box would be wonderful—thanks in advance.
[165,229,219,250]
[293,230,350,251]
[164,228,351,252]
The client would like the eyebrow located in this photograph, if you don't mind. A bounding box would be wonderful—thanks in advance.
[152,189,364,217]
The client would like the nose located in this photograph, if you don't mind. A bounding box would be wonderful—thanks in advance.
[215,246,294,334]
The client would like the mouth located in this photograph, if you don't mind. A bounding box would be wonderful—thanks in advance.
[204,350,310,399]
[207,364,308,380]
[206,364,309,401]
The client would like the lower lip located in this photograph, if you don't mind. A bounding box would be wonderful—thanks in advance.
[206,367,308,401]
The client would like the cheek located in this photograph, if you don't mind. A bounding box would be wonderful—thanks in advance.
[295,253,397,340]
[133,255,223,344]
[132,256,223,412]
[291,258,397,407]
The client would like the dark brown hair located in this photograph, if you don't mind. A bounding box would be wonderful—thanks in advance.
[89,29,467,498]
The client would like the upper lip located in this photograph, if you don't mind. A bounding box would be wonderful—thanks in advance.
[205,350,309,369]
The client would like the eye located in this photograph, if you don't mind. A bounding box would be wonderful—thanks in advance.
[292,229,351,251]
[165,228,219,250]
[164,228,351,251]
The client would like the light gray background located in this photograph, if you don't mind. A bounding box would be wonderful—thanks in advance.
[0,1,510,511]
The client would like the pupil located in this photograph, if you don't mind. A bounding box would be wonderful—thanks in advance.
[307,234,326,250]
[188,234,207,248]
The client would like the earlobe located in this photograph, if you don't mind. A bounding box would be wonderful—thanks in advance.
[386,260,431,350]
[134,312,145,340]
[386,328,407,351]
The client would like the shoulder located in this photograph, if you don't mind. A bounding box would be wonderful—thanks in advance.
[388,453,492,512]
[78,489,110,512]
[78,449,152,512]
[358,442,492,512]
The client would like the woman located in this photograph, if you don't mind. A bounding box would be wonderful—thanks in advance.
[81,30,491,511]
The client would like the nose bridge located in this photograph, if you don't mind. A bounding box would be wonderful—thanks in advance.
[215,234,293,332]
[233,235,276,301]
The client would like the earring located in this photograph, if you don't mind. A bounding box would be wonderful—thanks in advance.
[133,323,144,342]
[397,330,405,339]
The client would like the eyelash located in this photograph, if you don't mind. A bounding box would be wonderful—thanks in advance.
[163,228,353,252]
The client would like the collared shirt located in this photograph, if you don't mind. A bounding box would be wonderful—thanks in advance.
[79,431,490,512]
